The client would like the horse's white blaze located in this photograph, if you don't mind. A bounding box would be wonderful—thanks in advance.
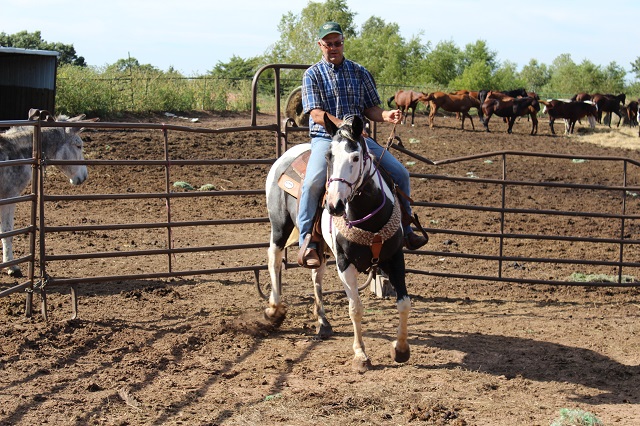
[325,141,362,209]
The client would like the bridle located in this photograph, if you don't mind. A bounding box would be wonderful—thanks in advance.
[325,132,387,229]
[325,130,372,202]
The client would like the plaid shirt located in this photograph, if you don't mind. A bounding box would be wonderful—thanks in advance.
[302,57,380,138]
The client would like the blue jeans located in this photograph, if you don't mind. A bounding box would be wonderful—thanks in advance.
[298,136,413,247]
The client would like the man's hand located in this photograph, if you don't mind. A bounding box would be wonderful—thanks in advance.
[384,109,403,124]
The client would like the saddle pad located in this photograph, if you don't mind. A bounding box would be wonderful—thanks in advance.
[277,149,310,198]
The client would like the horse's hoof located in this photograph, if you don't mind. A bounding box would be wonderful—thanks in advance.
[391,340,410,363]
[352,357,372,373]
[316,322,333,339]
[263,305,287,327]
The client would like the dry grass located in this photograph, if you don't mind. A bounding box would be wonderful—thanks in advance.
[571,123,640,150]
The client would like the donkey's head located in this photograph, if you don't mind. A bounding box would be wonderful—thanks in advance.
[39,114,98,186]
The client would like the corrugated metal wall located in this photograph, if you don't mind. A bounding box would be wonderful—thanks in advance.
[0,49,58,120]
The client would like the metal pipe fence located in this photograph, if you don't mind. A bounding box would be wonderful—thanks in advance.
[2,64,639,321]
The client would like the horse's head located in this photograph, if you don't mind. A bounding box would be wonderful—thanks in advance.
[323,114,371,216]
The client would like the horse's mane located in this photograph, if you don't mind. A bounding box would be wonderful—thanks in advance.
[337,127,358,142]
[336,115,362,146]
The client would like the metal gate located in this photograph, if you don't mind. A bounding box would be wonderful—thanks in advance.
[2,64,639,320]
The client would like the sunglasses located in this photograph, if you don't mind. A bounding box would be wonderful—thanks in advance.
[319,40,344,48]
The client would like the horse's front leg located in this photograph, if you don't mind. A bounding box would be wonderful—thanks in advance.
[265,243,287,326]
[338,263,370,373]
[0,203,21,277]
[482,112,491,132]
[383,250,411,363]
[392,296,411,363]
[311,262,333,338]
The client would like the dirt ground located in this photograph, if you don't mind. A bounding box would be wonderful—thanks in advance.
[1,110,639,426]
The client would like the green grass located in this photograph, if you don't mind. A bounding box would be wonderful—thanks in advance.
[550,408,604,426]
[569,272,636,283]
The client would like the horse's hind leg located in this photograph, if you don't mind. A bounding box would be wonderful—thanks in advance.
[265,242,287,326]
[311,262,333,338]
[1,203,21,277]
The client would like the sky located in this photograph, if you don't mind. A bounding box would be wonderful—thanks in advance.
[2,0,637,78]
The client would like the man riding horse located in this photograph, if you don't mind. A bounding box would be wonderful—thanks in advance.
[297,21,427,268]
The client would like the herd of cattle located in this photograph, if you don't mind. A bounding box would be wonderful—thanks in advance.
[386,89,636,136]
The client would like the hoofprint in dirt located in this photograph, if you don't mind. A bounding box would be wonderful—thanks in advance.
[1,112,639,426]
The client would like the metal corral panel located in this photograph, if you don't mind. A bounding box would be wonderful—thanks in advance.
[0,47,59,120]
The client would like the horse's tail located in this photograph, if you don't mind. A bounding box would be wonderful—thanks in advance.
[387,96,395,108]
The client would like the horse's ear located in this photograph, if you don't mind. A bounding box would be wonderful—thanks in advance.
[323,113,339,137]
[351,115,363,139]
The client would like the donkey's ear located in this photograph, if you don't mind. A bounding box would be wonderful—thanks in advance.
[351,115,363,138]
[323,112,339,136]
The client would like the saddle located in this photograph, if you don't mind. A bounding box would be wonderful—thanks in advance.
[276,150,327,263]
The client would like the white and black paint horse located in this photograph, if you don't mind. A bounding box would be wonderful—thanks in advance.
[1,113,95,277]
[265,114,411,372]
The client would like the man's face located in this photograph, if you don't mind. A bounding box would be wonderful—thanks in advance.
[318,33,344,65]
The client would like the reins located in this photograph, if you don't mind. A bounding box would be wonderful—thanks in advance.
[372,121,398,170]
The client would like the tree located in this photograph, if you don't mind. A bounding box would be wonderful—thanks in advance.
[519,59,550,93]
[449,61,492,91]
[459,40,498,75]
[266,0,355,65]
[208,55,262,81]
[105,57,160,74]
[348,17,426,85]
[601,62,626,94]
[422,40,461,86]
[492,60,526,91]
[0,30,86,66]
[630,57,640,80]
[543,54,579,97]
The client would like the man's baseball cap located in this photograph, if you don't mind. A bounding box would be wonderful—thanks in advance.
[318,22,343,39]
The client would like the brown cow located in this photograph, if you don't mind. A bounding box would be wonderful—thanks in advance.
[539,100,597,135]
[387,90,429,126]
[423,91,482,130]
[481,91,540,135]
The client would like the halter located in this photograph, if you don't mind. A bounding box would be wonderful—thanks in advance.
[325,132,387,229]
[325,130,372,204]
